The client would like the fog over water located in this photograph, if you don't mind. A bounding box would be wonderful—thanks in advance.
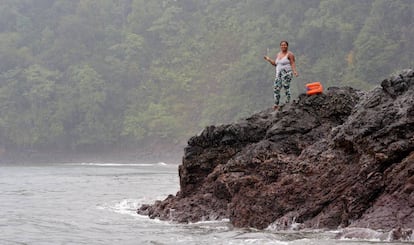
[0,0,412,158]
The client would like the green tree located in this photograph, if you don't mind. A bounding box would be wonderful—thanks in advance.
[0,65,61,148]
[57,65,107,149]
[353,0,414,82]
[0,0,412,154]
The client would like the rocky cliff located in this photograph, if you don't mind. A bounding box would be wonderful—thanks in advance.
[138,70,414,237]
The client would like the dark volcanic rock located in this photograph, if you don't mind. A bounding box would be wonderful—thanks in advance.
[138,70,414,238]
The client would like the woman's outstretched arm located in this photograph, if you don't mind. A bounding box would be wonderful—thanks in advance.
[264,56,276,66]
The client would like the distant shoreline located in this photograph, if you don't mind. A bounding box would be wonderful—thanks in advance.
[0,146,184,165]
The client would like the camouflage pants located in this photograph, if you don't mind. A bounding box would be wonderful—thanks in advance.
[274,69,293,106]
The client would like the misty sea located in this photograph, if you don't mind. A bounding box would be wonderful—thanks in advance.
[0,162,410,245]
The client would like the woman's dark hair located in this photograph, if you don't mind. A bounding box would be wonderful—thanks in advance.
[280,40,289,46]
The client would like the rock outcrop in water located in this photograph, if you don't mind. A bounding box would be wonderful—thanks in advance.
[138,70,414,239]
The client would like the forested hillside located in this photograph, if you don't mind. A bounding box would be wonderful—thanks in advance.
[0,0,412,154]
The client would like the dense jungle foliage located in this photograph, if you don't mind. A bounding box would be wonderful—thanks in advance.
[0,0,412,152]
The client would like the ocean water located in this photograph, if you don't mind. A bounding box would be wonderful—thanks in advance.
[0,162,411,245]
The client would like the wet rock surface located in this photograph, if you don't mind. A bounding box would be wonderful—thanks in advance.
[138,70,414,238]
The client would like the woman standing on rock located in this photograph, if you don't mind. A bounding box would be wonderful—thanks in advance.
[264,41,298,110]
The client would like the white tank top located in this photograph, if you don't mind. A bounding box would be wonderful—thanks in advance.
[275,53,292,76]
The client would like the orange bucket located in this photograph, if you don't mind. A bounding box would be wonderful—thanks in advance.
[306,82,323,95]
